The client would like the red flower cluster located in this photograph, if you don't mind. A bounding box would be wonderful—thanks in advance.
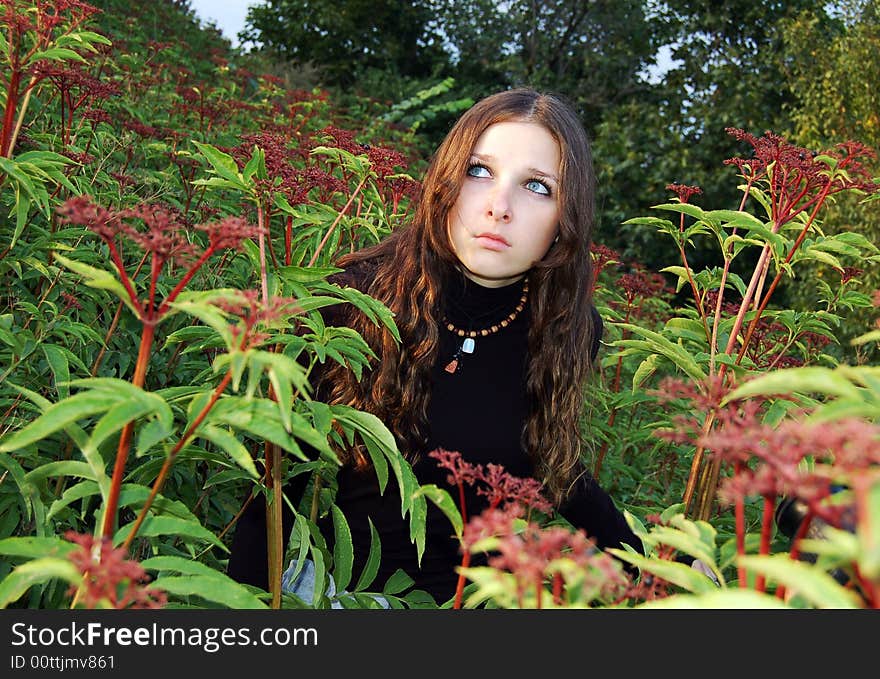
[665,183,703,204]
[428,448,551,515]
[215,289,301,349]
[64,531,166,609]
[723,128,879,225]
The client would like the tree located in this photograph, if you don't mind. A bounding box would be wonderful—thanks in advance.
[780,0,880,360]
[240,0,449,89]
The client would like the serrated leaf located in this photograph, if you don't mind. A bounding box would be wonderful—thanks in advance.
[0,391,114,452]
[413,484,463,538]
[608,550,719,594]
[331,504,354,592]
[41,343,70,399]
[113,516,227,553]
[0,558,81,609]
[0,537,78,560]
[382,568,415,596]
[637,589,789,609]
[192,141,247,189]
[738,554,862,608]
[196,424,258,478]
[151,575,267,609]
[723,367,861,404]
[53,253,141,317]
[354,518,382,592]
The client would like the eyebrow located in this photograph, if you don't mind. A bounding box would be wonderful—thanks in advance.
[470,153,559,184]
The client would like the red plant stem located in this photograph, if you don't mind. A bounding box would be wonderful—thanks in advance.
[104,238,142,315]
[535,577,543,609]
[552,573,563,606]
[90,251,149,376]
[754,494,776,593]
[458,482,468,525]
[157,245,216,315]
[682,409,718,514]
[677,212,710,341]
[1,63,22,158]
[147,253,160,312]
[736,184,832,363]
[452,481,469,609]
[122,368,234,551]
[101,321,155,539]
[308,176,368,267]
[734,463,746,587]
[851,477,879,607]
[284,215,293,266]
[453,551,470,610]
[256,200,269,306]
[775,510,815,601]
[708,183,752,373]
[852,566,877,609]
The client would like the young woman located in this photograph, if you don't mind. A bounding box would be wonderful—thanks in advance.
[227,88,642,605]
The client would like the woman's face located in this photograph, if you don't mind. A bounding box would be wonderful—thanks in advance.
[447,120,561,288]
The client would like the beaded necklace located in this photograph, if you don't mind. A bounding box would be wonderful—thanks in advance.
[442,277,529,374]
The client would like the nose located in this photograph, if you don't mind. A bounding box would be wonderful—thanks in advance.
[487,185,511,222]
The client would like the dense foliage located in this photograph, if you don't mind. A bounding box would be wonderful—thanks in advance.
[0,1,878,610]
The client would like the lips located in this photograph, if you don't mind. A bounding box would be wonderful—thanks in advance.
[474,232,510,250]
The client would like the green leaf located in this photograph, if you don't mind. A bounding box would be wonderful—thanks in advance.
[29,47,86,63]
[196,424,258,478]
[206,397,333,462]
[413,484,463,538]
[738,554,862,608]
[0,537,78,560]
[53,253,141,317]
[637,589,789,609]
[723,367,862,404]
[0,391,112,452]
[354,518,382,592]
[47,481,101,520]
[40,344,70,398]
[151,575,267,609]
[87,395,172,455]
[331,504,354,592]
[192,141,247,190]
[614,323,706,383]
[632,354,661,390]
[608,550,719,594]
[382,568,415,596]
[0,558,81,609]
[858,482,880,580]
[113,516,228,553]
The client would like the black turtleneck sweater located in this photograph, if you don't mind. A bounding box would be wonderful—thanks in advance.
[227,262,641,604]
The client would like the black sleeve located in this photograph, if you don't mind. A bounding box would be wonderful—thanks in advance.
[557,475,643,573]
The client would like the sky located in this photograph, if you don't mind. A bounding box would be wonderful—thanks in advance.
[188,0,259,48]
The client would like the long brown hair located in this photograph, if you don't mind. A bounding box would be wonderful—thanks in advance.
[322,88,598,504]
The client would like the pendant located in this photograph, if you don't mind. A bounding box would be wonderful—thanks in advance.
[443,338,475,374]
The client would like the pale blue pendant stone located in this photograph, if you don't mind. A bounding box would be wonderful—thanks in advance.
[462,338,475,354]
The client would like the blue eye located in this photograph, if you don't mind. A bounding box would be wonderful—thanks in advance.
[526,179,551,196]
[467,163,490,178]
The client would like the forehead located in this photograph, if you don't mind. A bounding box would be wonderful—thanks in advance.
[471,121,560,172]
